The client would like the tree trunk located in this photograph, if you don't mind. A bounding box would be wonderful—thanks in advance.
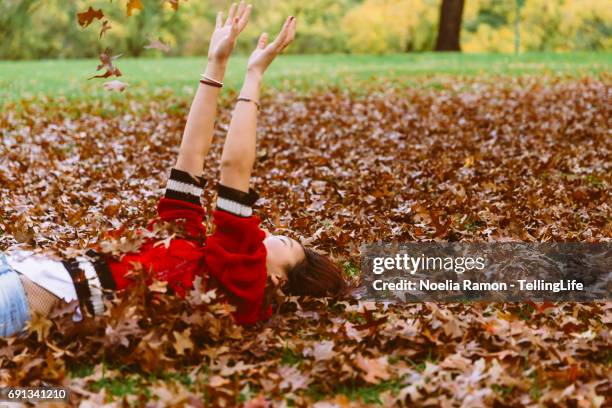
[514,0,525,54]
[434,0,465,51]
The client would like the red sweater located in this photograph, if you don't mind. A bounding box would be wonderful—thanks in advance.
[105,197,271,325]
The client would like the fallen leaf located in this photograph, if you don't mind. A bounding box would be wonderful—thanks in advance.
[173,329,194,356]
[354,354,390,384]
[278,365,311,391]
[26,312,53,341]
[303,340,336,362]
[208,375,230,388]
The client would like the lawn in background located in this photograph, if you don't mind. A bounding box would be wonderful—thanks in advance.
[0,52,610,103]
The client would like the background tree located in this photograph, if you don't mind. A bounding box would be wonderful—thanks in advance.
[514,0,525,54]
[434,0,465,51]
[0,0,41,59]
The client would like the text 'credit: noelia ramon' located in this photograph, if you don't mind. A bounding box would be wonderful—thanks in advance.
[371,279,584,292]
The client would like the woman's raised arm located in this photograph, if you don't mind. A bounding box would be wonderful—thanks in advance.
[174,2,252,178]
[219,16,297,192]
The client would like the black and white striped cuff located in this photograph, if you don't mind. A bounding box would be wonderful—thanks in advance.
[85,249,116,290]
[216,184,259,218]
[164,168,207,205]
[79,259,105,315]
[63,254,115,316]
[217,197,254,217]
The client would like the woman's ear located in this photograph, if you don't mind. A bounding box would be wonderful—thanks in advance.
[269,272,281,286]
[268,263,288,286]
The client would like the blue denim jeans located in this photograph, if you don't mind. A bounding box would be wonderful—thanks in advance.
[0,253,31,337]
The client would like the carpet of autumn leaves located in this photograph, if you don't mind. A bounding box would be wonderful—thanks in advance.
[0,76,610,407]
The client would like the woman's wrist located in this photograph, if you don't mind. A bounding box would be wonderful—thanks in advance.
[245,69,263,83]
[204,60,227,83]
[239,70,262,101]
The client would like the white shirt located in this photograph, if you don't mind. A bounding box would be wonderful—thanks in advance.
[5,250,78,303]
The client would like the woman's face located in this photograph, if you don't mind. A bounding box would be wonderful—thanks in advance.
[263,231,305,285]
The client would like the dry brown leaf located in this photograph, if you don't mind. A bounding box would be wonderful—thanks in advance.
[77,6,104,28]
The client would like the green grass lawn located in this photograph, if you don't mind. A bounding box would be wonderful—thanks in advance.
[0,52,610,102]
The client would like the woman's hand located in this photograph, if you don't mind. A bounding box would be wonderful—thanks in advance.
[207,1,252,66]
[247,16,297,77]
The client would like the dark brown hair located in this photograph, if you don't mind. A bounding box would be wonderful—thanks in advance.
[283,247,347,297]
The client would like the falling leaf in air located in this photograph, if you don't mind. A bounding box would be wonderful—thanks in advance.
[89,49,122,80]
[165,0,183,11]
[127,0,144,16]
[77,6,104,28]
[103,80,129,92]
[99,20,111,38]
[144,37,171,53]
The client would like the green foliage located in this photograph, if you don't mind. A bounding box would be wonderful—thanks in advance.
[0,0,610,59]
[340,0,438,54]
[237,0,358,54]
[463,0,612,53]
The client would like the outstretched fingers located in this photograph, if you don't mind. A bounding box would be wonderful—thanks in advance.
[237,3,252,31]
[230,16,240,36]
[257,32,269,49]
[280,17,297,51]
[246,15,296,76]
[226,1,249,27]
[269,16,294,51]
[215,11,223,29]
[225,2,237,25]
[227,2,251,37]
[236,1,246,19]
